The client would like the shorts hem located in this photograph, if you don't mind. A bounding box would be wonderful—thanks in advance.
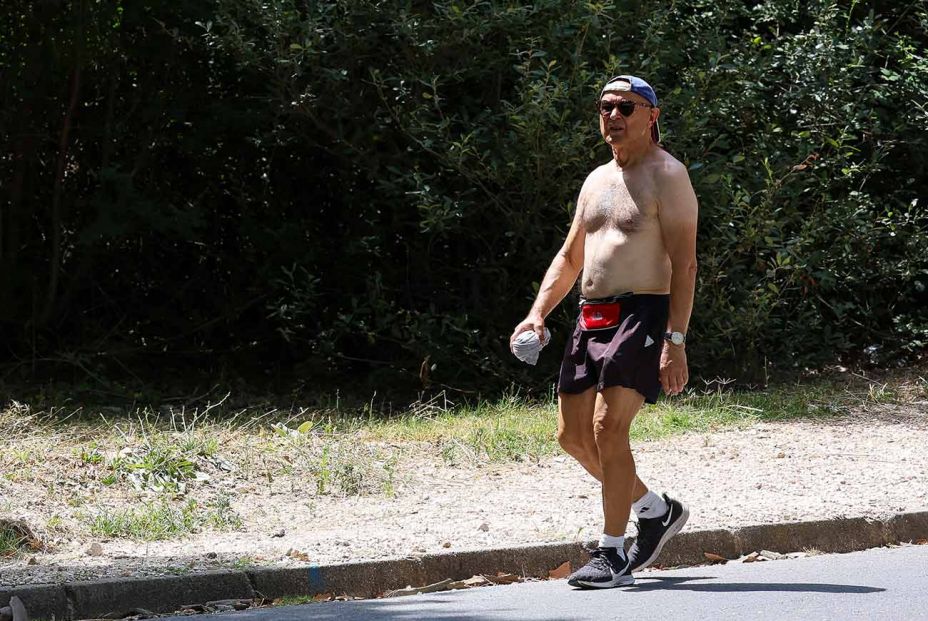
[596,380,657,404]
[558,381,658,404]
[557,382,597,396]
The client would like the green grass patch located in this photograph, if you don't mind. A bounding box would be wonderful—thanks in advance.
[358,376,914,463]
[264,428,400,497]
[105,431,217,493]
[0,525,27,557]
[629,381,858,440]
[366,396,559,464]
[274,595,317,605]
[86,496,242,541]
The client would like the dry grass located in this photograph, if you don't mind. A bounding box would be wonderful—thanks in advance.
[0,365,923,554]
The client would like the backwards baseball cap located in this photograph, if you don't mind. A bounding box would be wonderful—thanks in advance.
[599,75,661,144]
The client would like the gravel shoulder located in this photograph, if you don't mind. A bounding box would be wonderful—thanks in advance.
[1,401,926,587]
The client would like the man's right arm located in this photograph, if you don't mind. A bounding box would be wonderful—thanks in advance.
[510,193,587,346]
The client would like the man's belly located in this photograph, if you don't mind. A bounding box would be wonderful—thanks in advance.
[581,235,671,298]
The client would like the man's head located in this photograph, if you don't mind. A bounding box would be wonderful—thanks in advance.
[597,75,661,147]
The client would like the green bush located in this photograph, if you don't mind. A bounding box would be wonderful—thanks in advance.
[1,0,925,397]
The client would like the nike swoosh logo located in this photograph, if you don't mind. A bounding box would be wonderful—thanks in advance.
[612,557,630,577]
[662,508,673,527]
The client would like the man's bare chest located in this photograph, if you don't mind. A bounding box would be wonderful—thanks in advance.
[582,177,658,235]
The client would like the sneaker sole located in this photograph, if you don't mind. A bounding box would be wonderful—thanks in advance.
[633,502,690,571]
[569,574,636,589]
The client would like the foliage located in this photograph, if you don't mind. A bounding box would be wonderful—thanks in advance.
[1,0,925,398]
[85,496,242,541]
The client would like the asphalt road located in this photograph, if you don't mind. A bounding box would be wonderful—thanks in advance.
[165,544,928,620]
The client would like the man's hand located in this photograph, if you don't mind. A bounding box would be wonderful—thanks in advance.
[659,343,688,396]
[510,314,548,350]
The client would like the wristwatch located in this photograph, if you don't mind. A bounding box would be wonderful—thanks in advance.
[664,331,686,346]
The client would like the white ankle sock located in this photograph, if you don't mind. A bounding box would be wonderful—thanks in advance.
[633,490,668,519]
[599,533,625,551]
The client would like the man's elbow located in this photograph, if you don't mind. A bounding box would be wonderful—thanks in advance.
[558,248,583,274]
[673,257,698,280]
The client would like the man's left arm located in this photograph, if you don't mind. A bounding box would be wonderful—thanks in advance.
[657,162,699,396]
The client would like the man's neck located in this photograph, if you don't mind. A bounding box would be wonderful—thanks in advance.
[611,140,652,168]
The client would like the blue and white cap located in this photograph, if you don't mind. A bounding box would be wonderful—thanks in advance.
[600,75,661,143]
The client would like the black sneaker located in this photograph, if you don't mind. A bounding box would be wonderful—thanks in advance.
[567,546,634,589]
[627,493,689,572]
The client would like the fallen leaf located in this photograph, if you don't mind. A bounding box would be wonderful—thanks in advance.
[916,539,928,545]
[449,576,490,590]
[703,552,728,564]
[548,561,571,579]
[485,573,522,585]
[313,593,335,602]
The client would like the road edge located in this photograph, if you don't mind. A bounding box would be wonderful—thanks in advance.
[2,510,926,620]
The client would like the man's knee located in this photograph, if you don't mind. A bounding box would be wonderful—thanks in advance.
[593,386,641,441]
[593,422,631,452]
[557,424,595,456]
[592,408,632,455]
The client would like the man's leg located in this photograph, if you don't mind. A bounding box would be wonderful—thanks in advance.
[564,385,643,589]
[593,386,645,538]
[558,389,649,501]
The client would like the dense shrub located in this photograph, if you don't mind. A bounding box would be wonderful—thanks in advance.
[1,0,925,398]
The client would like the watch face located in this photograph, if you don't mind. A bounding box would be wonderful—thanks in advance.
[671,332,685,345]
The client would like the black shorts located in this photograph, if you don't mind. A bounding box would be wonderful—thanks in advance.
[557,294,670,404]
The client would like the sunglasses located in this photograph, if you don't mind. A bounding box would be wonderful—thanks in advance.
[598,99,653,118]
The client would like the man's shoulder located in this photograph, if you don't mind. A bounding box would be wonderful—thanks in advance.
[578,162,614,192]
[649,148,688,180]
[588,161,615,178]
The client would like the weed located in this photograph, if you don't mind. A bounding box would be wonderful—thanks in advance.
[231,556,255,569]
[86,497,242,541]
[866,382,897,403]
[80,445,104,465]
[207,494,243,530]
[274,595,317,605]
[107,433,212,493]
[0,525,26,557]
[275,429,399,497]
[0,400,38,439]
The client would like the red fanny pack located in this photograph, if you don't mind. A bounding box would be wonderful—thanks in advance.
[580,302,621,330]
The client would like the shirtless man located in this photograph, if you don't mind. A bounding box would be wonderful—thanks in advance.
[510,75,698,588]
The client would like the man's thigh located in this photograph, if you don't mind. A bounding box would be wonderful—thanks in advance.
[558,387,597,438]
[594,385,645,435]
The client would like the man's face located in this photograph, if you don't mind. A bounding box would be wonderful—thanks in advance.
[598,92,657,146]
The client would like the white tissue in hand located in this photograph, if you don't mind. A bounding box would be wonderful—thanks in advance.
[511,328,551,365]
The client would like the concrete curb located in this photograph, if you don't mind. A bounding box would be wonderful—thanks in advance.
[2,511,926,620]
